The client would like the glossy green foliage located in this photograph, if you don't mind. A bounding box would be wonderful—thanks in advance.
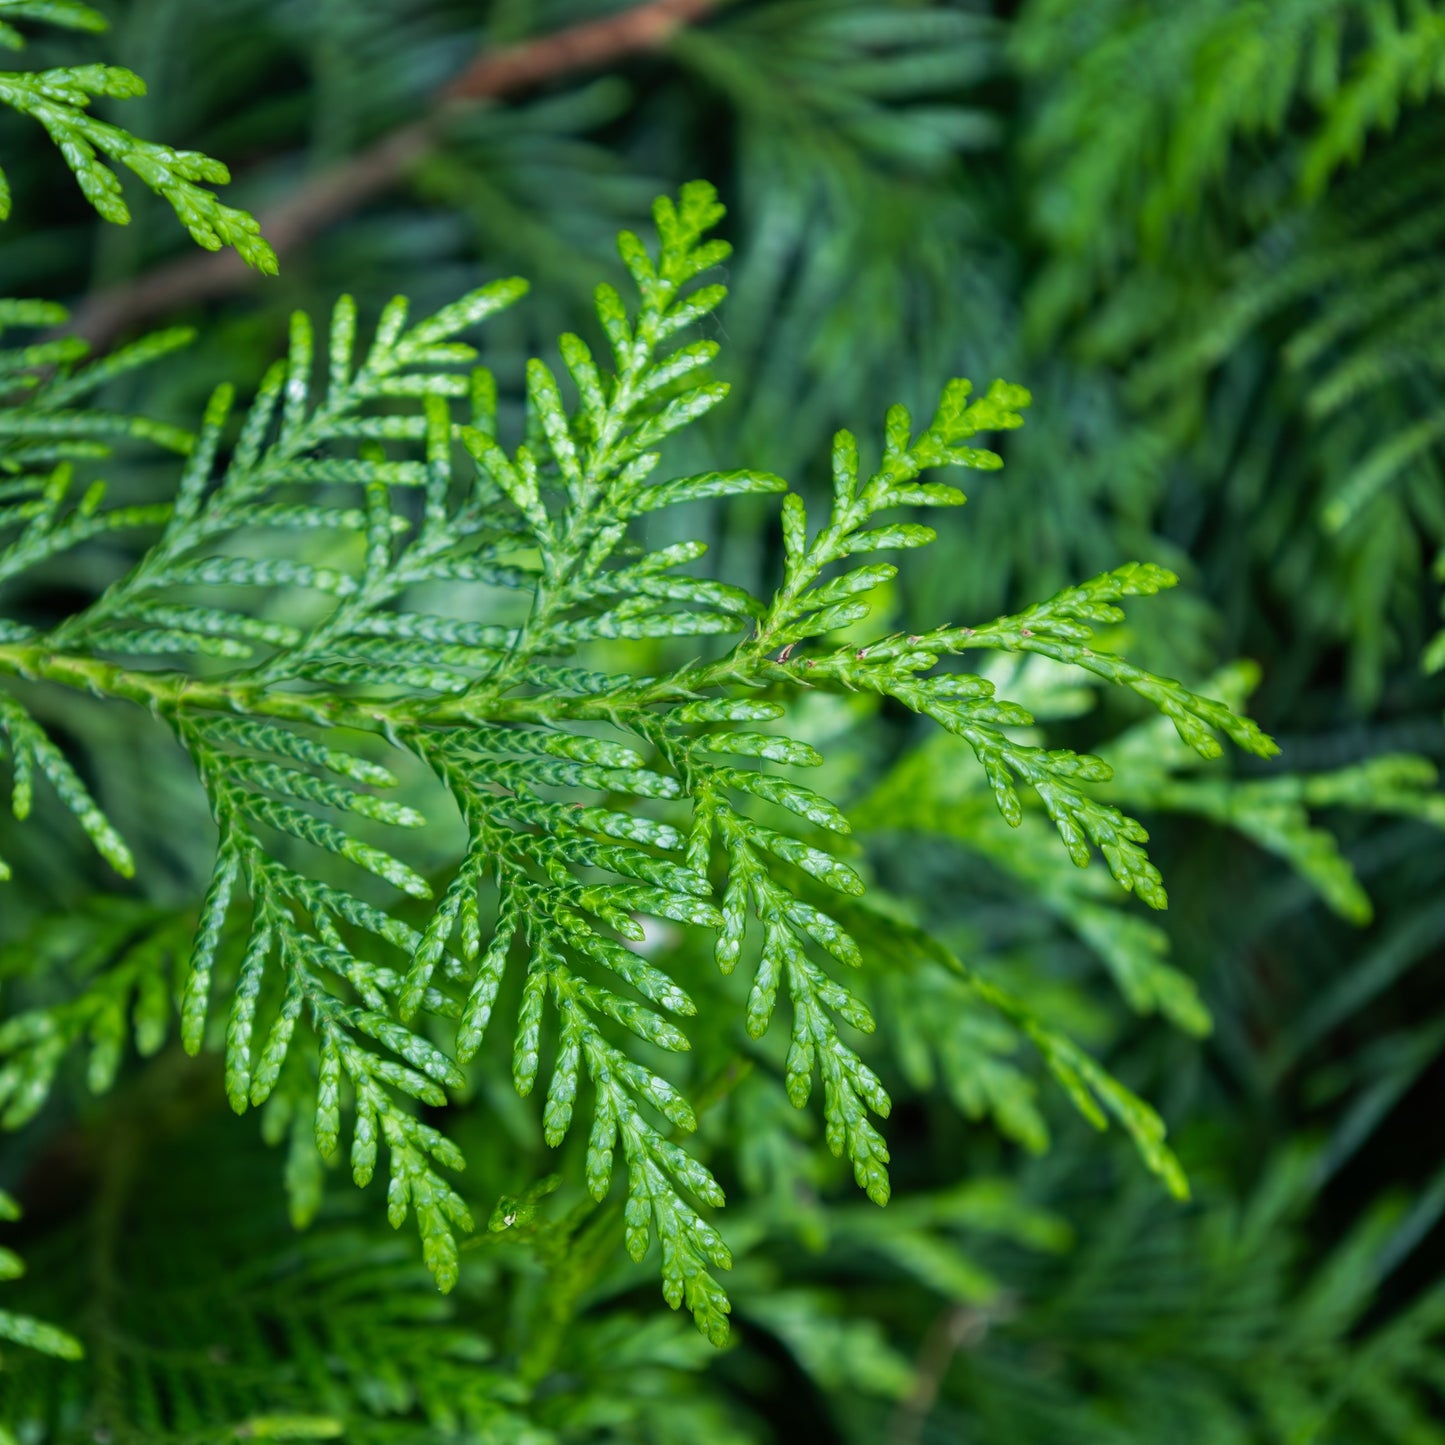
[858,654,1445,1042]
[3,4,1445,1439]
[0,184,1285,1345]
[0,0,274,266]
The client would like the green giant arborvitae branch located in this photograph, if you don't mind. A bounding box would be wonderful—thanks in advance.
[0,181,1282,1341]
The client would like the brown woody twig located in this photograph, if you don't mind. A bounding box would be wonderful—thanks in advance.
[67,0,719,350]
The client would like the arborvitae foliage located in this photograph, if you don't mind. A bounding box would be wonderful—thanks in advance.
[1013,0,1445,703]
[4,4,1445,1440]
[0,1,273,267]
[0,177,1298,1347]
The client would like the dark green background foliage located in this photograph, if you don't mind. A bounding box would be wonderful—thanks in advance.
[1,1,1444,1441]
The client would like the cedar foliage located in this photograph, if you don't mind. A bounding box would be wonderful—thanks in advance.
[2,2,1444,1441]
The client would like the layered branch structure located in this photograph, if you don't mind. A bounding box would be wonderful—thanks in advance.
[0,182,1290,1339]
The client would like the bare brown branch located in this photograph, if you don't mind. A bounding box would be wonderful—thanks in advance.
[67,0,719,350]
[442,0,716,101]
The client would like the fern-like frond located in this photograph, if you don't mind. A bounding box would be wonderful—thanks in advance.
[0,182,1282,1339]
[0,0,273,265]
[1017,3,1445,703]
[855,652,1445,1064]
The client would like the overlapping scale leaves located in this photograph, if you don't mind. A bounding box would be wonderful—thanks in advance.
[0,298,195,881]
[0,1,275,265]
[0,181,1286,1343]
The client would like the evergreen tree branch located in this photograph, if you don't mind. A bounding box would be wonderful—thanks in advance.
[0,0,275,269]
[0,182,1279,1339]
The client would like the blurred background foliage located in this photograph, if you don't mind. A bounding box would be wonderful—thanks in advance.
[3,0,1445,1440]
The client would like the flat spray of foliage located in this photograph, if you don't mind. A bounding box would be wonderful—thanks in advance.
[0,170,1287,1342]
[0,0,273,267]
[7,7,1445,1439]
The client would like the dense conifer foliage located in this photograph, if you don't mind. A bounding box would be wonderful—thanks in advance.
[1,3,1444,1441]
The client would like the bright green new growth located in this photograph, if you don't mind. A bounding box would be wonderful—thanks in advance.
[0,181,1283,1343]
[0,0,275,269]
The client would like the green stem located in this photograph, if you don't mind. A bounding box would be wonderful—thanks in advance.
[2,569,931,779]
[0,633,790,731]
